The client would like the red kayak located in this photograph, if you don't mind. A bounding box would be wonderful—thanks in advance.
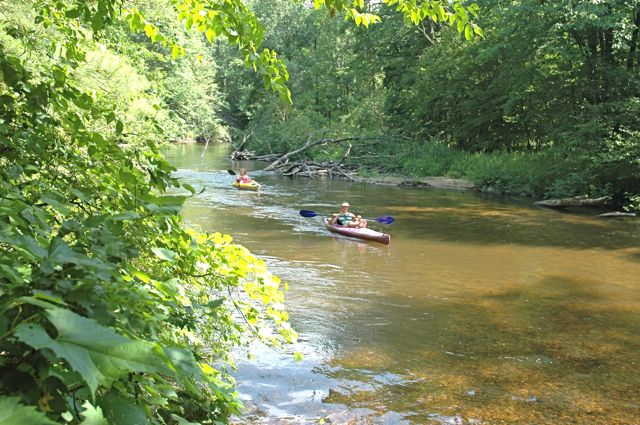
[323,218,391,245]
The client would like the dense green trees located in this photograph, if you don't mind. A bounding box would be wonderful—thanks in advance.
[222,1,640,206]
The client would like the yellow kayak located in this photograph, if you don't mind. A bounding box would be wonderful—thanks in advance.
[232,181,261,191]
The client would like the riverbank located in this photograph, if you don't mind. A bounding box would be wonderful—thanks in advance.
[233,139,639,211]
[351,174,477,191]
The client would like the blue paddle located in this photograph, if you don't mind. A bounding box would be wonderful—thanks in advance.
[299,209,395,224]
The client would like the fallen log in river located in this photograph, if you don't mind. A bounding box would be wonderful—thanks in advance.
[535,195,611,208]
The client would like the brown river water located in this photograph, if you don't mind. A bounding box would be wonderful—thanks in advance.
[165,144,640,424]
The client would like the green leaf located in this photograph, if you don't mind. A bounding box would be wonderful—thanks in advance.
[115,120,123,135]
[151,247,176,262]
[0,397,57,425]
[79,401,108,425]
[65,9,81,19]
[111,212,141,221]
[163,347,202,379]
[92,13,104,32]
[14,307,173,396]
[182,183,196,194]
[0,264,26,284]
[132,270,151,283]
[142,194,186,213]
[205,28,215,43]
[464,24,473,40]
[41,238,111,274]
[170,414,200,425]
[144,23,155,38]
[98,392,148,425]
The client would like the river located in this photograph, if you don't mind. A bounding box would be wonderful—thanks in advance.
[165,143,640,424]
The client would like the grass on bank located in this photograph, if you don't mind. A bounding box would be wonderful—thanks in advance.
[353,141,639,210]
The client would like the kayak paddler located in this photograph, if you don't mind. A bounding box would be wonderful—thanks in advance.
[331,202,368,228]
[236,168,253,184]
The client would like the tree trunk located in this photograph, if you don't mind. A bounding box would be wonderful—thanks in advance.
[587,27,599,83]
[627,9,640,69]
[603,28,614,64]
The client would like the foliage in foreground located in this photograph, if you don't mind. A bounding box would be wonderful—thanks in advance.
[0,0,298,423]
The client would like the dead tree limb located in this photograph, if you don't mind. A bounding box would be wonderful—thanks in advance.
[263,135,370,171]
[231,132,252,152]
[535,195,611,209]
[335,143,352,166]
[598,211,636,218]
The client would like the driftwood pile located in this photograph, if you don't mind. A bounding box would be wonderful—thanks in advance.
[230,134,370,179]
[276,159,356,179]
[230,151,281,161]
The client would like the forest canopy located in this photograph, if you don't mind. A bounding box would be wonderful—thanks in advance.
[223,0,640,206]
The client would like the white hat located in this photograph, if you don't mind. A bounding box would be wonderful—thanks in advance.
[340,202,350,207]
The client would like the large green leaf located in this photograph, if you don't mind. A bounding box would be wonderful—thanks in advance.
[14,307,174,396]
[98,392,149,425]
[41,238,113,274]
[0,397,57,425]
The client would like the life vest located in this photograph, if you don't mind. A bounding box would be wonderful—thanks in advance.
[336,213,353,226]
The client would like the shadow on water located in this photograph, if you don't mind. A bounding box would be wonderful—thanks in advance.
[322,275,640,424]
[375,190,640,251]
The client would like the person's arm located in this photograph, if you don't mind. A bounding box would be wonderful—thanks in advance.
[331,213,339,225]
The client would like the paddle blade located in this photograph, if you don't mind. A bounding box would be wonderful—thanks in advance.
[227,169,236,175]
[376,216,395,224]
[299,210,319,218]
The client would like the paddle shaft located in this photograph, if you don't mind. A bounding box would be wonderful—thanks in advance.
[299,210,394,224]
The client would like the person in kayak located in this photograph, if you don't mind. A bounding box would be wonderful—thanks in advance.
[331,202,368,228]
[236,169,252,184]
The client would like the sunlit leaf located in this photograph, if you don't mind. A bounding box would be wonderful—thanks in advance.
[151,247,176,262]
[79,401,108,425]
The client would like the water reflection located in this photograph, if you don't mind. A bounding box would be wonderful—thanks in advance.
[165,144,640,424]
